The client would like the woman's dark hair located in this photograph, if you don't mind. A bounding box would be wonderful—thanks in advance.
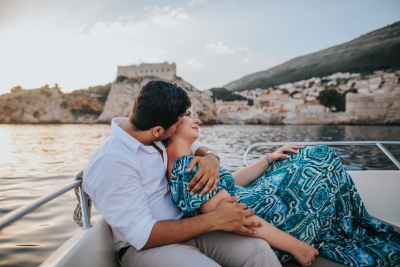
[129,81,191,131]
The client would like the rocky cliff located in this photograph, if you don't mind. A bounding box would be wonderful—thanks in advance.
[97,76,218,124]
[0,77,218,124]
[0,88,75,123]
[0,87,107,124]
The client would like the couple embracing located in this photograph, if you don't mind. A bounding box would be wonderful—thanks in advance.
[83,81,400,267]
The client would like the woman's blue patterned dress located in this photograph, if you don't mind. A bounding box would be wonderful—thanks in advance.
[170,145,400,267]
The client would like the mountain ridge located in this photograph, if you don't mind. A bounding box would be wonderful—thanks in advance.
[224,21,400,91]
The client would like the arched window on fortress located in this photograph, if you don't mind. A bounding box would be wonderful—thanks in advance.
[162,69,164,72]
[140,70,142,73]
[146,70,148,73]
[156,69,158,72]
[167,69,169,71]
[151,69,153,72]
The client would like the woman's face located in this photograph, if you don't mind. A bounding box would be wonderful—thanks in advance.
[173,108,200,140]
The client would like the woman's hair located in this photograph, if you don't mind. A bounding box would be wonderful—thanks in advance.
[129,81,191,131]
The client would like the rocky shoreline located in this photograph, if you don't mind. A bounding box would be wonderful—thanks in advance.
[1,80,399,126]
[0,76,219,125]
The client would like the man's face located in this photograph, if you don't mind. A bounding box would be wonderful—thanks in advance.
[155,116,184,141]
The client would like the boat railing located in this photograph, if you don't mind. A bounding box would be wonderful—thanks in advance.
[0,178,91,231]
[244,141,400,170]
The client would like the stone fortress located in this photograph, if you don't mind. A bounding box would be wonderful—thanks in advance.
[117,62,176,81]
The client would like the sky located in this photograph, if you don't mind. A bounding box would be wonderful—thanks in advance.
[0,0,399,95]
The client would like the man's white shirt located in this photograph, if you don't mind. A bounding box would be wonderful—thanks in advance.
[83,117,202,251]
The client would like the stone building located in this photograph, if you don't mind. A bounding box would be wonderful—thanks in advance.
[117,62,176,81]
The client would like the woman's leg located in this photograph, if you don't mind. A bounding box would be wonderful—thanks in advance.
[246,214,319,267]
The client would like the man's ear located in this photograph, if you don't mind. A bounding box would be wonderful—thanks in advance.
[152,126,165,138]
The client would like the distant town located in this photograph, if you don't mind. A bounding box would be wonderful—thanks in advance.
[214,70,400,124]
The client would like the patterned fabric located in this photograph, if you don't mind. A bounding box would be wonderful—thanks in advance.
[73,171,92,227]
[171,145,400,267]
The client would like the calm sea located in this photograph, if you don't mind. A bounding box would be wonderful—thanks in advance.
[0,124,399,266]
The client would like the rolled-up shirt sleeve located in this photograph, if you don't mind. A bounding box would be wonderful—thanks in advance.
[84,152,156,250]
[190,141,203,155]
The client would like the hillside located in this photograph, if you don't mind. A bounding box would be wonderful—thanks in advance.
[0,76,218,124]
[224,21,400,91]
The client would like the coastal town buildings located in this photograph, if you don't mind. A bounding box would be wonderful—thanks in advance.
[216,70,399,123]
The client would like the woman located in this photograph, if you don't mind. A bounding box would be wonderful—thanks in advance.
[167,108,400,267]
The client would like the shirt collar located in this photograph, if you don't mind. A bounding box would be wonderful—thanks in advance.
[110,117,167,156]
[111,117,142,153]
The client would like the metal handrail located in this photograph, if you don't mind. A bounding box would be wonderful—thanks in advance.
[0,179,90,230]
[244,141,400,170]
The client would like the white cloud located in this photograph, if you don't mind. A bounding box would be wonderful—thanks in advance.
[77,24,91,35]
[186,58,202,68]
[141,6,189,26]
[0,5,197,94]
[242,58,252,64]
[76,7,189,35]
[188,0,207,6]
[117,15,135,26]
[206,41,249,55]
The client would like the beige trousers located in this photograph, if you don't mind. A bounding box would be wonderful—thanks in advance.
[122,230,282,267]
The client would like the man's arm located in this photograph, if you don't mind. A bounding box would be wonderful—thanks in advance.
[187,144,220,197]
[143,196,261,249]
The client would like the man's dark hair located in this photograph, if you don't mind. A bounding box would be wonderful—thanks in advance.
[129,81,191,131]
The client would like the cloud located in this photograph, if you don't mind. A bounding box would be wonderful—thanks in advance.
[186,58,202,68]
[188,0,207,6]
[77,24,91,35]
[117,15,135,26]
[76,6,189,35]
[143,6,189,26]
[206,41,249,55]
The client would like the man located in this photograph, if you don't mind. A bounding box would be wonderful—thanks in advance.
[83,81,281,267]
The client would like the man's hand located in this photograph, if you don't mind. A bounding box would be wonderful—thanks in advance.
[210,196,261,235]
[186,154,220,197]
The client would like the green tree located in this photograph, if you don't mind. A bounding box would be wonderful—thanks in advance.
[317,89,342,112]
[209,87,247,102]
[290,90,300,98]
[337,88,358,112]
[116,76,128,83]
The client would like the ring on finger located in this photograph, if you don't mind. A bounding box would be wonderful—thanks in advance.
[307,263,311,266]
[214,179,220,184]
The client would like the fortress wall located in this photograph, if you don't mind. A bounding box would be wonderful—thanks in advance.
[117,62,176,81]
[346,91,392,121]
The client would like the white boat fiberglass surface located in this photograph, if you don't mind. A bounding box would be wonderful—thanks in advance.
[1,141,399,267]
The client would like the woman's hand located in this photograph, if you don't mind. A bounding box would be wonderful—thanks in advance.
[269,144,303,162]
[292,242,319,267]
[186,154,220,197]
